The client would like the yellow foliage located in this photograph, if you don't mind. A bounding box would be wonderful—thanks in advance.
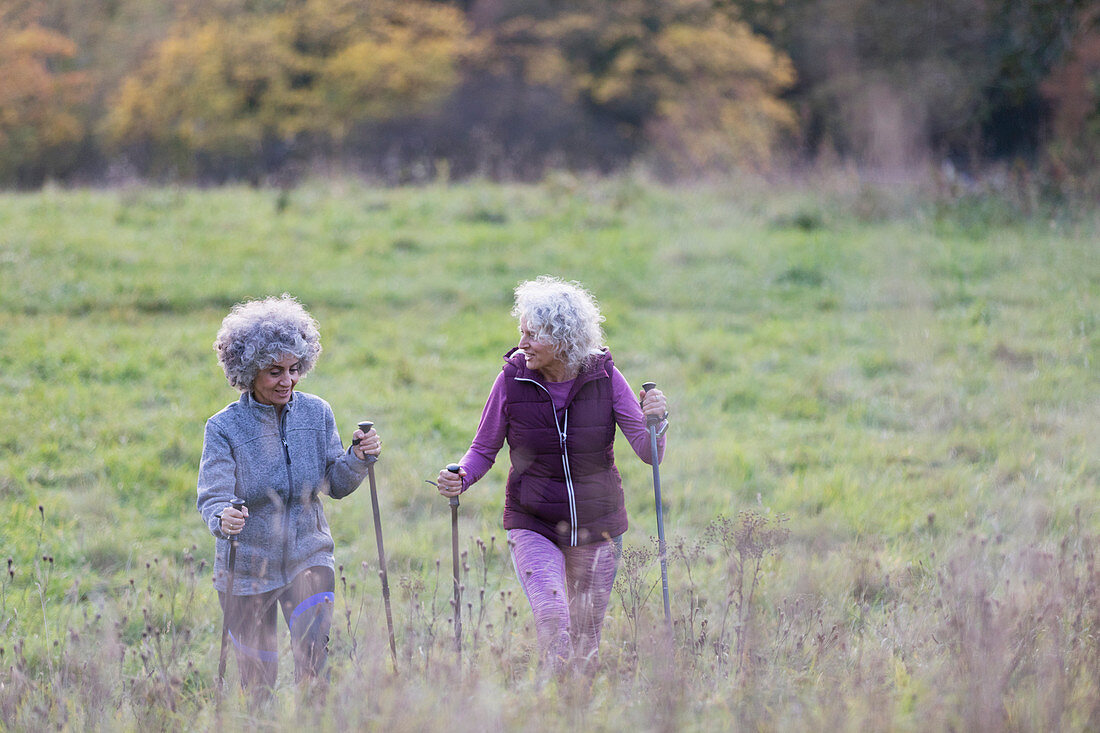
[102,0,471,161]
[651,17,796,170]
[313,0,478,140]
[0,20,87,178]
[104,20,266,156]
[321,32,460,138]
[486,0,796,171]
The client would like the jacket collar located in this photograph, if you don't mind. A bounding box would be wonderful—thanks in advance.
[505,347,612,404]
[241,390,296,416]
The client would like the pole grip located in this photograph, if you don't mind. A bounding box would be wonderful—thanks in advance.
[230,500,245,543]
[352,420,373,446]
[222,499,245,542]
[446,463,461,506]
[641,381,660,427]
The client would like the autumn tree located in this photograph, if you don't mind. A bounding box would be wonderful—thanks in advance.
[1040,5,1100,194]
[0,6,88,186]
[724,0,1098,170]
[101,0,473,179]
[480,0,796,173]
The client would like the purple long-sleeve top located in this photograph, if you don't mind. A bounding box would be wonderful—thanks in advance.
[454,366,667,491]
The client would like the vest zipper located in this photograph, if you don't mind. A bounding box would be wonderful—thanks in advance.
[516,377,579,546]
[560,410,578,545]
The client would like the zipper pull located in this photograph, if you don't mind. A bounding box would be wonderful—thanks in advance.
[279,412,292,465]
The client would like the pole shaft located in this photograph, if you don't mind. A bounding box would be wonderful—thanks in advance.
[216,538,238,684]
[649,424,672,629]
[367,464,398,669]
[216,499,245,692]
[450,497,462,658]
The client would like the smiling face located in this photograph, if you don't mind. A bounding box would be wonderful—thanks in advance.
[252,354,301,408]
[518,318,569,381]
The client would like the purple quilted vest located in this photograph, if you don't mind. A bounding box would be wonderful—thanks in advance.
[500,347,628,545]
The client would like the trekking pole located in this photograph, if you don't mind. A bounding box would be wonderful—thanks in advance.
[641,382,672,632]
[353,420,398,672]
[216,499,245,693]
[425,464,464,661]
[446,463,463,660]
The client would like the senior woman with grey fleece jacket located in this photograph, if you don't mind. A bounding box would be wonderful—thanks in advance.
[197,294,381,695]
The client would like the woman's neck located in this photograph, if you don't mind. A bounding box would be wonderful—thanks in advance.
[540,363,577,383]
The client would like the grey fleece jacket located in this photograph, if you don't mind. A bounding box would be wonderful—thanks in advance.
[197,390,373,595]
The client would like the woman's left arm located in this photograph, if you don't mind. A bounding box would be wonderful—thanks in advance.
[611,367,668,465]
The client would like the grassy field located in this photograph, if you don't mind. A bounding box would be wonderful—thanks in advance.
[0,174,1097,731]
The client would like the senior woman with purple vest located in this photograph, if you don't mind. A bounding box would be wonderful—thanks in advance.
[434,276,669,677]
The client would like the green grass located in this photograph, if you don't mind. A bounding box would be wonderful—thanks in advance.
[0,175,1098,730]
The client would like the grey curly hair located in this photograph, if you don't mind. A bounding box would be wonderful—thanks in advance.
[512,275,605,375]
[213,294,322,392]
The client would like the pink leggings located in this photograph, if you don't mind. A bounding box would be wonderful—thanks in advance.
[508,529,622,676]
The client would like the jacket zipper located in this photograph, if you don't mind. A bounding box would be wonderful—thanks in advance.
[279,408,293,585]
[516,377,579,546]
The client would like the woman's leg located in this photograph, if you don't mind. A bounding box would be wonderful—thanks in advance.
[219,588,280,693]
[564,535,622,675]
[278,565,336,683]
[509,529,572,675]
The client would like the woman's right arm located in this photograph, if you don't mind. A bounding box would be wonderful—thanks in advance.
[196,420,238,537]
[438,371,508,493]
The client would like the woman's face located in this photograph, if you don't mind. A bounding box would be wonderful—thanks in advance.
[518,318,562,374]
[253,354,301,408]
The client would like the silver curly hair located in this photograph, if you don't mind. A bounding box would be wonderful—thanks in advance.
[214,294,322,392]
[512,275,605,375]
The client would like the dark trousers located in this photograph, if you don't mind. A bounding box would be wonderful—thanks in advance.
[218,565,335,692]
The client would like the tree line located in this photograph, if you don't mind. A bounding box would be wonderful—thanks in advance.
[1,0,1097,188]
